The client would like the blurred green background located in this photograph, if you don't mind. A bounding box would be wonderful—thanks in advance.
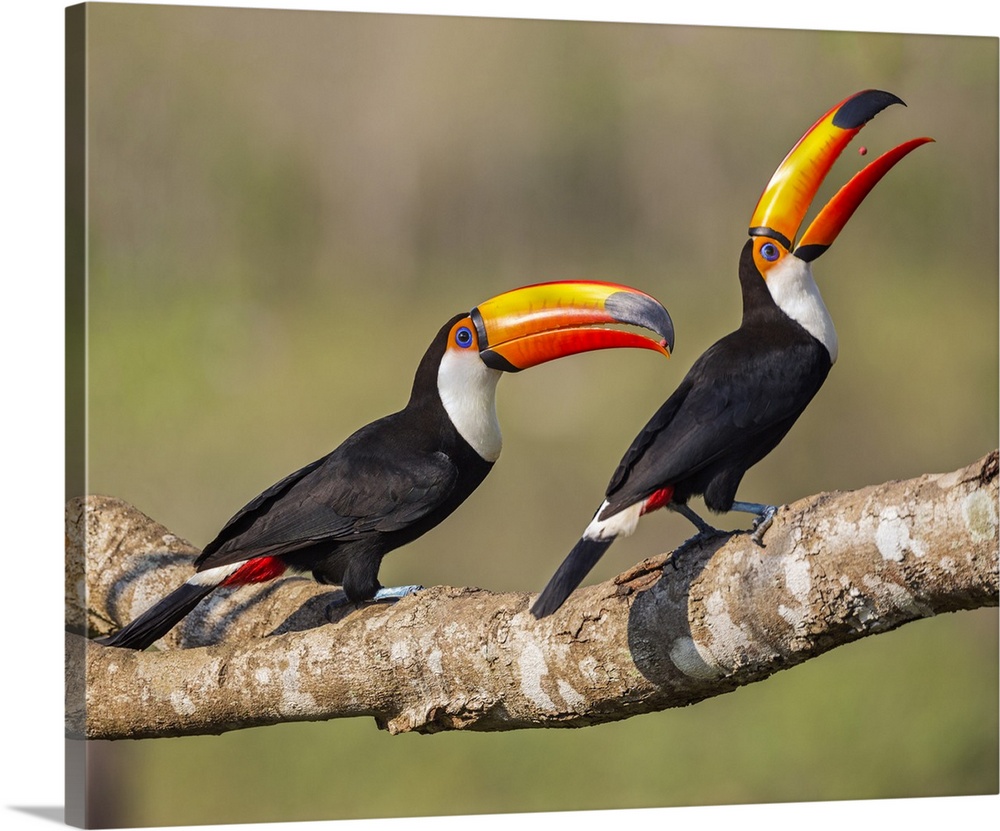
[79,4,998,826]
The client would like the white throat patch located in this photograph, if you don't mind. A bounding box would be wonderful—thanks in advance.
[765,255,839,363]
[437,348,503,462]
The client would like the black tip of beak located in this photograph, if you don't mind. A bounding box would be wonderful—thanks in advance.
[480,350,520,373]
[604,291,676,353]
[832,90,905,130]
[792,243,828,263]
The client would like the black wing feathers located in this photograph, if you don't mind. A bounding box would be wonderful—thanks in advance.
[196,456,328,564]
[604,330,830,514]
[196,415,460,570]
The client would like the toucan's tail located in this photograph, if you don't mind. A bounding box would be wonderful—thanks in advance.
[99,555,288,650]
[531,535,615,618]
[99,581,216,650]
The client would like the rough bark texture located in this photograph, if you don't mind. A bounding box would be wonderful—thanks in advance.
[68,452,999,741]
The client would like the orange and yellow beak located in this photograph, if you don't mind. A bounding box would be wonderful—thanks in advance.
[749,89,933,262]
[469,281,674,372]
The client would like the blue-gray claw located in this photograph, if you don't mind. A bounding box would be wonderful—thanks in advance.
[729,501,777,546]
[372,585,425,602]
[749,505,777,545]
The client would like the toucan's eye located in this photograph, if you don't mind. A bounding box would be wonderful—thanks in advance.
[761,242,780,262]
[455,326,474,348]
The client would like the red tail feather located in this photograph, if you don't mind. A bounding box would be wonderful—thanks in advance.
[641,485,675,515]
[220,556,287,587]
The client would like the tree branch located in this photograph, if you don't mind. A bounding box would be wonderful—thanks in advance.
[68,452,999,740]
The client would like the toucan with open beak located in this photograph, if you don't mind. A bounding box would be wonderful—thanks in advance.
[531,89,932,618]
[100,281,673,649]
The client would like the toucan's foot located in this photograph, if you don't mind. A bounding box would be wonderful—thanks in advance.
[326,584,425,616]
[730,501,777,545]
[666,505,727,570]
[750,512,774,545]
[667,529,723,570]
[371,584,425,603]
[752,506,777,544]
[670,502,722,536]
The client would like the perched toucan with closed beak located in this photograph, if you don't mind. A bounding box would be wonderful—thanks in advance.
[531,89,933,618]
[101,281,674,649]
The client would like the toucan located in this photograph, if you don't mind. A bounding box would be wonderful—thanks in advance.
[100,281,674,649]
[531,89,932,618]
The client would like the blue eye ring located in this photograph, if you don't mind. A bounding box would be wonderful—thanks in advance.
[455,326,474,348]
[760,242,780,262]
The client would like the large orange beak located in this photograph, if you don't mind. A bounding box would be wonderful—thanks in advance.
[749,89,933,262]
[471,281,674,372]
